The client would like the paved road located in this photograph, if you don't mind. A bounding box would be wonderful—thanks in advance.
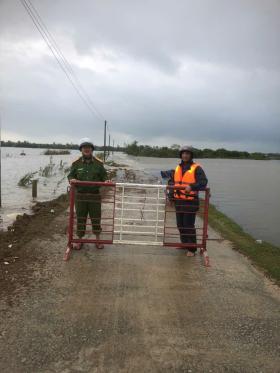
[0,209,280,372]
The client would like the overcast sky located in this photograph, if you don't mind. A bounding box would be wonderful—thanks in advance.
[0,0,279,151]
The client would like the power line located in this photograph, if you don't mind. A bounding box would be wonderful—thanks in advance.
[25,0,105,121]
[20,0,102,120]
[19,0,105,121]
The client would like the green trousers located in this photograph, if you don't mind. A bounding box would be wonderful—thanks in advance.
[75,193,102,238]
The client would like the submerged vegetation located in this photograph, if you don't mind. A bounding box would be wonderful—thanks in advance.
[17,157,70,189]
[40,164,55,177]
[208,204,280,285]
[18,172,38,187]
[44,149,70,155]
[106,160,128,168]
[39,161,56,178]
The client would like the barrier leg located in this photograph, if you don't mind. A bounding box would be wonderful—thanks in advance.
[201,248,210,267]
[63,243,73,261]
[202,189,210,267]
[64,184,75,261]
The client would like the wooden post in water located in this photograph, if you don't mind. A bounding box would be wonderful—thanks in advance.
[32,180,38,199]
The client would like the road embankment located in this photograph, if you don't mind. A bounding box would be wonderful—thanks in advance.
[208,204,280,285]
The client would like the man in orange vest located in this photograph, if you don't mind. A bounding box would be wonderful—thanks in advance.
[173,145,208,256]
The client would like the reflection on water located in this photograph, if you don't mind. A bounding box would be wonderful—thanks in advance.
[1,148,280,247]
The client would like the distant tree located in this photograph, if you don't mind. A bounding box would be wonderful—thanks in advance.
[124,142,270,160]
[171,144,180,150]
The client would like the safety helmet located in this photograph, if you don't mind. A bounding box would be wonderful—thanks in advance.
[79,137,94,151]
[179,145,194,158]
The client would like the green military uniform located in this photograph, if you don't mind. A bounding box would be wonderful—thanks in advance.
[68,156,107,238]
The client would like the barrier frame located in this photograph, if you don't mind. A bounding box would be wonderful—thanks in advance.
[64,181,211,266]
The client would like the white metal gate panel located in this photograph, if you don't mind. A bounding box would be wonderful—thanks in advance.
[114,183,166,245]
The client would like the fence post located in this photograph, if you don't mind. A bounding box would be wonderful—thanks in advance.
[32,179,38,198]
[120,184,125,241]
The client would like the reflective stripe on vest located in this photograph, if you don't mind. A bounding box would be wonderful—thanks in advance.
[174,163,200,200]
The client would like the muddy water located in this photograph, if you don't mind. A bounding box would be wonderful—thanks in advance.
[0,147,80,228]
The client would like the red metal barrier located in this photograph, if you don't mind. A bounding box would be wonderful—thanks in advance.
[163,186,210,266]
[64,181,116,261]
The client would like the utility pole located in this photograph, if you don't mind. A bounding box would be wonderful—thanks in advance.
[103,120,107,162]
[108,134,111,157]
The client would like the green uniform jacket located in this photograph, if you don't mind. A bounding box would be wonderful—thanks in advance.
[67,156,107,193]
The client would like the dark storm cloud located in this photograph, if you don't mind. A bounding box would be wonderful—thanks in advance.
[0,0,279,151]
[26,0,280,71]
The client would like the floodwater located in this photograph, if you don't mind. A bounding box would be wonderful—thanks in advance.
[0,148,280,247]
[0,147,80,228]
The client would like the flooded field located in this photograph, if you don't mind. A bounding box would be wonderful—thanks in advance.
[0,147,80,228]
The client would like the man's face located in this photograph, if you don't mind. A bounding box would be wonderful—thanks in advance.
[181,151,192,162]
[81,145,93,157]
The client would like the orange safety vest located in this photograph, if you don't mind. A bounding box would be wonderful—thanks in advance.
[174,162,200,200]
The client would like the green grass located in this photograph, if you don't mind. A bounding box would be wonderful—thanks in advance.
[208,204,280,285]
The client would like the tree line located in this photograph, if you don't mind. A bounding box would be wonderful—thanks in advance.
[1,140,125,152]
[2,139,279,159]
[125,141,280,160]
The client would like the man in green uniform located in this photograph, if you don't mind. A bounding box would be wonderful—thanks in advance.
[68,138,107,249]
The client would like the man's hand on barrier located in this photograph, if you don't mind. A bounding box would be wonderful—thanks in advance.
[69,179,78,184]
